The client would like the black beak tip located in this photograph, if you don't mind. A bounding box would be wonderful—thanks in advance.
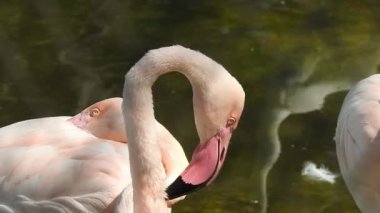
[165,176,206,200]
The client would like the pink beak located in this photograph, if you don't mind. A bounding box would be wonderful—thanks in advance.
[68,112,87,129]
[166,126,233,200]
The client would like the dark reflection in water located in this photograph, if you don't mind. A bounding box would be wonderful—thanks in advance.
[1,0,380,212]
[273,91,355,212]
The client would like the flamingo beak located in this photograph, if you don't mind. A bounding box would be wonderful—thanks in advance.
[68,112,87,129]
[165,126,233,200]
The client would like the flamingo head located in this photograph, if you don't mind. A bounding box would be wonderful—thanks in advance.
[166,70,245,200]
[69,97,127,143]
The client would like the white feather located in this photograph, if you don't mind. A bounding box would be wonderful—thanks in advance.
[301,161,337,184]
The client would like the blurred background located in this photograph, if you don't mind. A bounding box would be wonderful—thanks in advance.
[1,0,379,212]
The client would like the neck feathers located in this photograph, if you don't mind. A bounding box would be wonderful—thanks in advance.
[127,45,223,87]
[122,45,226,212]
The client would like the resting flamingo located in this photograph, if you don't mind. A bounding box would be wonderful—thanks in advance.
[69,97,127,143]
[336,74,380,213]
[0,97,127,149]
[0,45,245,212]
[0,97,188,212]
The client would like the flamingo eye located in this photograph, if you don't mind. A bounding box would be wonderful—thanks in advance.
[226,117,236,127]
[90,108,100,117]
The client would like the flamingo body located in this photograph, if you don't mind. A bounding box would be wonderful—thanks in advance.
[0,98,187,212]
[0,46,245,213]
[0,120,130,212]
[336,74,380,213]
[0,98,131,212]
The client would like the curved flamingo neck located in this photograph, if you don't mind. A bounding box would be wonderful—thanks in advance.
[122,46,222,213]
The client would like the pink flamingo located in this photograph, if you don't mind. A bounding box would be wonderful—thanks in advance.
[0,100,188,212]
[336,74,380,212]
[0,45,245,213]
[69,97,127,143]
[0,97,126,148]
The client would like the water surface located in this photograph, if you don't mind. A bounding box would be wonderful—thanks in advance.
[1,0,380,212]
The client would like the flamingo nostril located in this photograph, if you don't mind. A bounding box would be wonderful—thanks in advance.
[220,147,226,162]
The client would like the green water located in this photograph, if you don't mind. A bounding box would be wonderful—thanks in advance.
[1,0,380,212]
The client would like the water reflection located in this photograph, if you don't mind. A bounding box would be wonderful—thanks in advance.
[1,0,380,212]
[260,51,380,212]
[257,108,290,213]
[255,54,347,212]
